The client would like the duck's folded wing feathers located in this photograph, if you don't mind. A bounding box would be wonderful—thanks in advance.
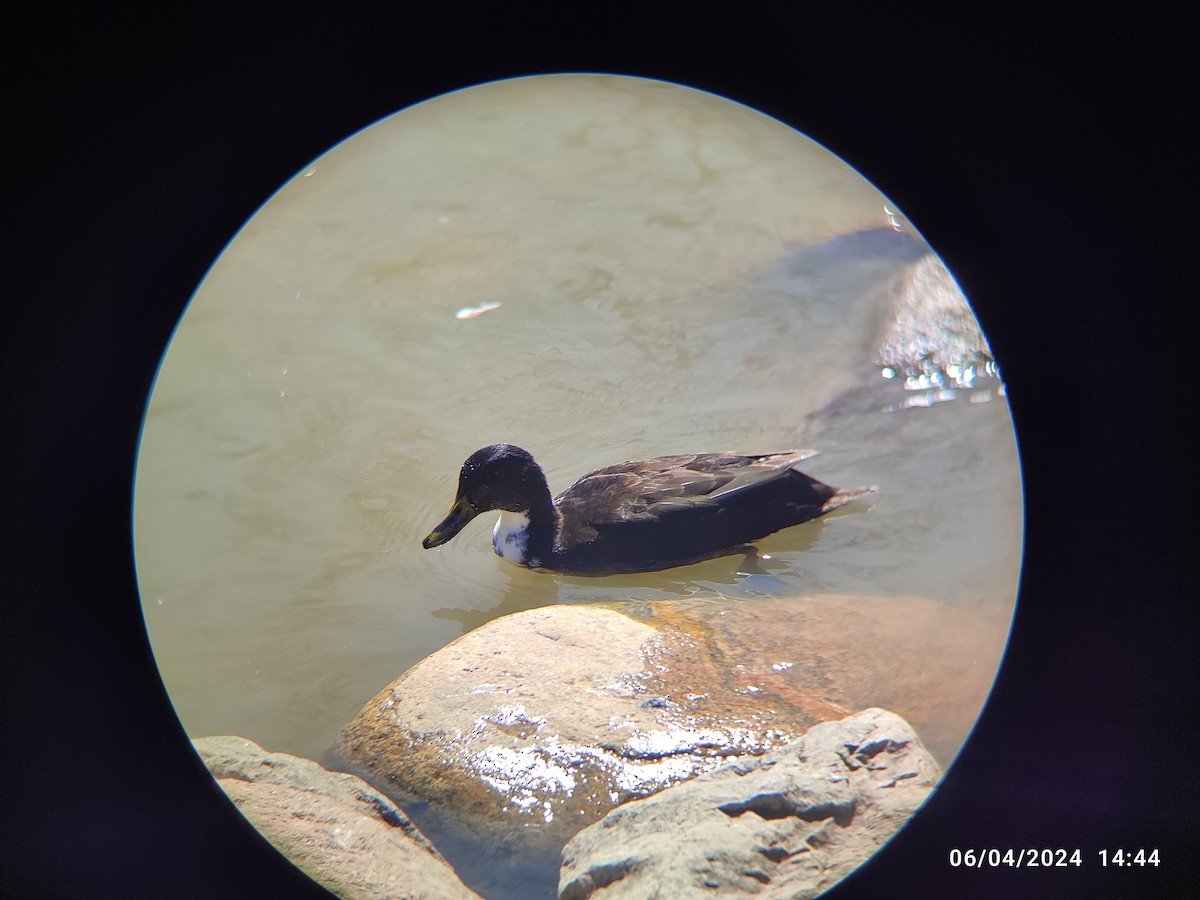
[554,450,819,533]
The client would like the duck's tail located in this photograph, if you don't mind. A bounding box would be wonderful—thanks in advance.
[820,484,877,513]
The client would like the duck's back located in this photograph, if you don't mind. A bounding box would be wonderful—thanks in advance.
[550,451,861,574]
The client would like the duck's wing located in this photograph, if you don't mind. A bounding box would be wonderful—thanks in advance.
[554,450,818,544]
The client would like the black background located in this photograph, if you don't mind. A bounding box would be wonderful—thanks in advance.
[5,5,1195,898]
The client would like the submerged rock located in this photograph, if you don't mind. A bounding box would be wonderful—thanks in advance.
[614,593,1008,768]
[195,735,481,900]
[558,708,940,899]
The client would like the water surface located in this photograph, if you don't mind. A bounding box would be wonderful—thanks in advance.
[134,75,1021,779]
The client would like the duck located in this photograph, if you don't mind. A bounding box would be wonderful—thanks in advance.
[421,443,874,575]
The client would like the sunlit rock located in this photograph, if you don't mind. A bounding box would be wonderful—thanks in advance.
[333,605,742,881]
[558,708,940,900]
[874,253,999,396]
[781,236,1003,420]
[332,595,1004,896]
[195,735,481,900]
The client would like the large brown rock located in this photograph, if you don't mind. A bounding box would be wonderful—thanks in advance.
[558,707,941,899]
[195,735,481,900]
[335,605,683,897]
[334,607,691,849]
[332,595,1006,896]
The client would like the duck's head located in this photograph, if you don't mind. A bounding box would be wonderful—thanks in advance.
[422,444,546,549]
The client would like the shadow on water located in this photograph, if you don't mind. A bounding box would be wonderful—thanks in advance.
[757,227,928,306]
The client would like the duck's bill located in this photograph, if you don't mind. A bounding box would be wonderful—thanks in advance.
[421,497,478,549]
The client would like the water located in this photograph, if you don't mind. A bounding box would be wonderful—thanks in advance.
[133,73,1021,872]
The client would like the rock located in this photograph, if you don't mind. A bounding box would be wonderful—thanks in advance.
[332,596,1004,897]
[614,593,1009,768]
[194,735,481,900]
[813,251,1003,420]
[334,605,722,896]
[873,253,998,392]
[558,708,940,899]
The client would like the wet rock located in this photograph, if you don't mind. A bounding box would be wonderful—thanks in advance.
[814,251,1002,420]
[334,605,743,889]
[871,252,1001,413]
[874,253,994,381]
[332,596,1004,896]
[194,735,481,900]
[558,707,940,900]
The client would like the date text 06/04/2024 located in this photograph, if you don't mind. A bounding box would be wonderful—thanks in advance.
[948,849,1161,868]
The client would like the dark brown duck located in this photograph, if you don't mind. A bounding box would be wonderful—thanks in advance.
[422,443,874,575]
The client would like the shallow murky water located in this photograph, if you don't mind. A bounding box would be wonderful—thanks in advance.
[133,73,1021,876]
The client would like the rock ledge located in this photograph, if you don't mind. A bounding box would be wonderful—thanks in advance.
[558,707,939,899]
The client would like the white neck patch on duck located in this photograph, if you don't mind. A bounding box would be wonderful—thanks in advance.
[492,510,532,565]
